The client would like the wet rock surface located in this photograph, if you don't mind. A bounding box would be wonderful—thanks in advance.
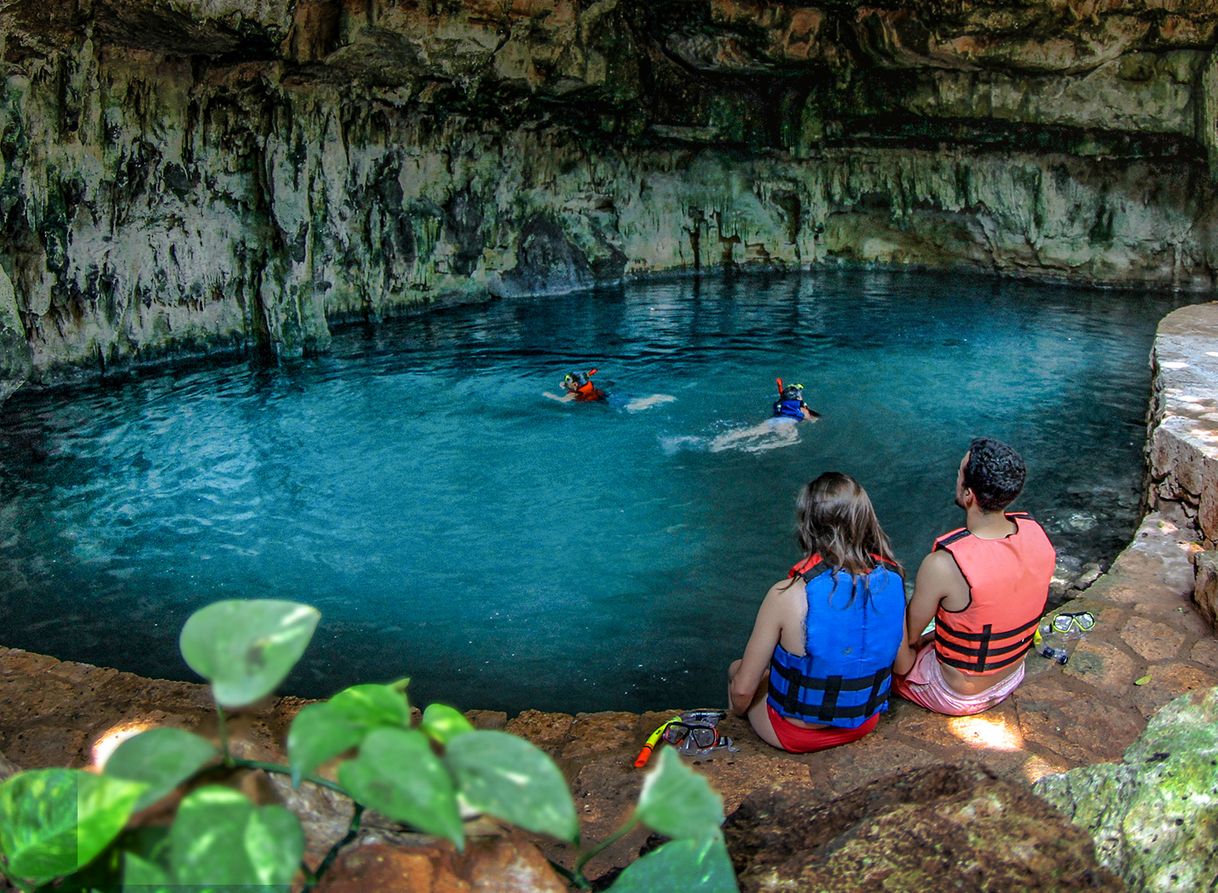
[725,763,1124,892]
[1197,550,1218,631]
[314,835,568,893]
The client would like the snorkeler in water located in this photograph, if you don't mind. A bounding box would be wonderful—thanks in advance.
[707,377,820,453]
[544,368,676,412]
[544,368,608,403]
[771,379,820,421]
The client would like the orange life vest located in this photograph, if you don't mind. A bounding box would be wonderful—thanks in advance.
[573,381,606,402]
[932,513,1056,675]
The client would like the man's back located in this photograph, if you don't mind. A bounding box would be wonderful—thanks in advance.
[893,438,1056,713]
[930,514,1055,694]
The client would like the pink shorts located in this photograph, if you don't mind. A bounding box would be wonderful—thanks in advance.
[892,642,1024,716]
[766,704,879,753]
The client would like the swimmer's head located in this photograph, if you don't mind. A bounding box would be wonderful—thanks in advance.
[562,370,597,391]
[783,383,804,401]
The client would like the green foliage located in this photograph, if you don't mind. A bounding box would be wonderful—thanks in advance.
[636,748,724,840]
[446,730,579,842]
[288,683,412,787]
[179,599,320,707]
[287,701,366,787]
[0,768,144,886]
[168,787,303,888]
[607,836,737,893]
[0,599,739,892]
[421,703,474,745]
[122,849,173,888]
[338,728,464,846]
[103,727,218,812]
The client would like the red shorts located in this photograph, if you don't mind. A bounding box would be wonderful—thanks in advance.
[766,704,879,753]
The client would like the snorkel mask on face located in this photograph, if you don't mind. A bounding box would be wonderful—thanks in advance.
[783,383,805,400]
[561,369,598,391]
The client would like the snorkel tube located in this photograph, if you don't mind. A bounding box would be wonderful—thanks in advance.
[633,714,681,768]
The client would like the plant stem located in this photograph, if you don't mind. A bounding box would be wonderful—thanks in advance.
[304,803,366,890]
[216,704,231,766]
[547,859,589,890]
[575,816,640,875]
[227,757,349,796]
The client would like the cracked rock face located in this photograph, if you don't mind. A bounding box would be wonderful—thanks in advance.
[1035,687,1218,893]
[4,1,1218,393]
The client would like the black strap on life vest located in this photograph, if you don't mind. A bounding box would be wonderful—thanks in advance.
[771,663,892,722]
[934,614,1039,672]
[797,561,833,584]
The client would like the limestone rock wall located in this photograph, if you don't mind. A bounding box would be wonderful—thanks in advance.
[1147,302,1218,550]
[6,1,1218,389]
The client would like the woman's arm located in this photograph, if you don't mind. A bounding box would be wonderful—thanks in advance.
[729,580,794,715]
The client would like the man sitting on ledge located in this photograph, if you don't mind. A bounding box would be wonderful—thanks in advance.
[893,437,1056,716]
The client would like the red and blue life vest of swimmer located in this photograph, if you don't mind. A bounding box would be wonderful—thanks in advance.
[932,513,1056,675]
[767,554,906,728]
[772,397,806,420]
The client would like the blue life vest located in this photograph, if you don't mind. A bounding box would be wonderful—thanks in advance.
[772,397,805,420]
[767,556,906,728]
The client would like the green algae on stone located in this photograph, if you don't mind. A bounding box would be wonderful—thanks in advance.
[0,264,32,404]
[1034,686,1218,893]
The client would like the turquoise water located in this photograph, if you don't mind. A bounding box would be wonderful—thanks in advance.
[0,272,1185,712]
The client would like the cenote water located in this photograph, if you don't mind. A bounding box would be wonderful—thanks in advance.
[0,271,1188,713]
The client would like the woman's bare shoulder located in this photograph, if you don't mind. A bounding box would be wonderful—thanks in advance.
[762,577,806,615]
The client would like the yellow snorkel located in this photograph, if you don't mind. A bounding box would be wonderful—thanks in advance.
[633,714,681,768]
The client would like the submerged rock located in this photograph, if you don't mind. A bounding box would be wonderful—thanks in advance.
[1034,687,1218,893]
[724,762,1122,891]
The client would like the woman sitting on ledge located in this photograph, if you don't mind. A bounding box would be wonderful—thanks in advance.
[727,472,906,753]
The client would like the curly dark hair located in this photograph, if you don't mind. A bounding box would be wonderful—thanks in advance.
[963,437,1026,512]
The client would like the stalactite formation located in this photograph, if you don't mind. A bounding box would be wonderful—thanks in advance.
[4,0,1218,393]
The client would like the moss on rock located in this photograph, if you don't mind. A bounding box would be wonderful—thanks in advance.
[1035,687,1218,892]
